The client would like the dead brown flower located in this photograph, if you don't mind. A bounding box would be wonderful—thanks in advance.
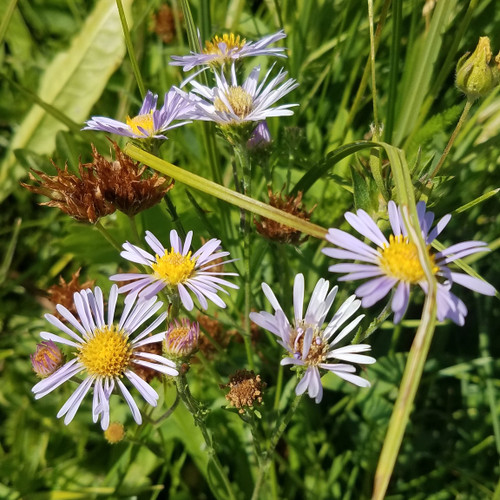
[152,4,181,44]
[91,142,174,216]
[222,370,265,414]
[254,187,316,244]
[196,313,233,359]
[21,160,115,223]
[47,269,95,319]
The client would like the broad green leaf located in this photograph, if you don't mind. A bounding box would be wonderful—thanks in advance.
[0,0,133,202]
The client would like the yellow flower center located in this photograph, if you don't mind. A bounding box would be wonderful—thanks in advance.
[203,33,246,56]
[78,326,132,377]
[126,112,155,137]
[290,323,327,366]
[378,234,438,283]
[151,249,196,285]
[214,86,253,119]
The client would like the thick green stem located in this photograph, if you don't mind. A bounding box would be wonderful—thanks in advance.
[175,373,236,500]
[128,215,141,245]
[251,395,302,500]
[429,99,473,179]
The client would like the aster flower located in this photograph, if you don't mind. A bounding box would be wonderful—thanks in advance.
[164,318,200,359]
[322,200,496,325]
[32,285,178,430]
[31,340,64,378]
[250,274,375,403]
[175,63,298,131]
[170,30,287,71]
[83,90,191,139]
[110,230,238,311]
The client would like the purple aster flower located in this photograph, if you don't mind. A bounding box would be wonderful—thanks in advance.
[32,285,178,430]
[83,89,192,139]
[250,273,375,403]
[170,30,287,71]
[110,230,239,311]
[322,200,496,325]
[175,63,298,127]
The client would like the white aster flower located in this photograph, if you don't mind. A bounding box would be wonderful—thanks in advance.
[110,230,239,311]
[322,200,496,325]
[170,30,287,71]
[175,63,298,129]
[83,90,192,139]
[250,273,375,403]
[32,285,178,430]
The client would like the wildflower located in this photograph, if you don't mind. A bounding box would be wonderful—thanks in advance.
[32,285,178,430]
[132,342,163,383]
[170,30,287,71]
[21,161,115,224]
[322,200,496,325]
[223,370,265,414]
[83,90,191,139]
[254,187,315,244]
[456,36,500,100]
[250,274,375,403]
[31,340,64,378]
[47,269,95,319]
[175,63,298,138]
[91,142,174,216]
[164,318,200,359]
[110,230,238,311]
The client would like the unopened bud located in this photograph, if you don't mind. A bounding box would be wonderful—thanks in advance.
[31,340,64,378]
[164,319,199,359]
[456,36,500,100]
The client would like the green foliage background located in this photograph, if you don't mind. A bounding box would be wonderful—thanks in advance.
[0,0,499,498]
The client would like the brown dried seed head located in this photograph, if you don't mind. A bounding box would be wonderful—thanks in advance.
[91,142,174,216]
[223,370,265,414]
[21,160,115,223]
[47,269,95,320]
[152,4,180,44]
[254,187,316,245]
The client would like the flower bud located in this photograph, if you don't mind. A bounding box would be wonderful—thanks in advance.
[456,36,500,100]
[104,422,125,444]
[31,340,64,378]
[164,319,200,359]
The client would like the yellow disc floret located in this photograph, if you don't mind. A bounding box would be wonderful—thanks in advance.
[378,234,438,283]
[214,86,253,119]
[203,33,246,56]
[290,322,327,366]
[151,249,197,285]
[126,111,155,137]
[78,326,132,377]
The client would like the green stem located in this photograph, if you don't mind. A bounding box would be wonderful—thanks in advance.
[148,390,180,425]
[429,99,473,179]
[175,373,236,500]
[0,0,18,47]
[235,143,256,370]
[128,215,141,245]
[94,221,122,252]
[367,0,379,129]
[251,395,302,500]
[115,0,146,98]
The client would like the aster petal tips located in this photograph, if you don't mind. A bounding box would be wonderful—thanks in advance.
[322,201,494,325]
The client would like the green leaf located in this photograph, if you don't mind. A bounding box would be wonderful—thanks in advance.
[0,0,132,202]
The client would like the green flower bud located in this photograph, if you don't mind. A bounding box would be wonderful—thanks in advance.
[456,37,500,100]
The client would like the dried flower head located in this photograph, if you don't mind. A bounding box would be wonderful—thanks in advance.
[104,422,125,444]
[91,142,174,216]
[152,4,180,44]
[164,318,200,359]
[21,161,115,224]
[47,269,95,319]
[31,340,64,378]
[254,187,316,244]
[223,370,265,414]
